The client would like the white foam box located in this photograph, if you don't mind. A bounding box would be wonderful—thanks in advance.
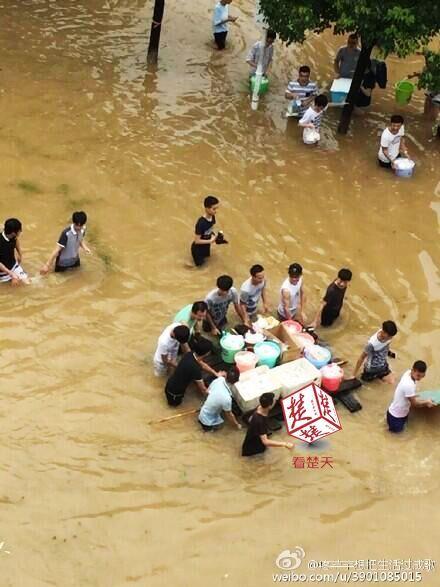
[330,77,352,103]
[270,358,321,397]
[232,369,283,413]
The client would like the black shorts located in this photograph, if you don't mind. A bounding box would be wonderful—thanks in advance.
[164,384,184,407]
[387,410,408,433]
[361,365,390,382]
[214,31,227,50]
[378,155,401,169]
[321,307,340,327]
[55,258,80,272]
[191,243,210,267]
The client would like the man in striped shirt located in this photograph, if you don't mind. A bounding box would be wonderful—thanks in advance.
[285,65,318,118]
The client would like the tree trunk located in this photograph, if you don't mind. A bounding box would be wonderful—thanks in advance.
[147,0,165,66]
[337,44,373,135]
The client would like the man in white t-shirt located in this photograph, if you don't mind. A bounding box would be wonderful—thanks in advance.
[277,262,306,322]
[378,115,410,168]
[387,361,435,432]
[153,324,190,377]
[240,264,269,327]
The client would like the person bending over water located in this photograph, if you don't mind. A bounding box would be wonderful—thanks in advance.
[0,218,29,285]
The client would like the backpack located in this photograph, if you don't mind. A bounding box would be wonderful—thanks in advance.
[372,60,388,89]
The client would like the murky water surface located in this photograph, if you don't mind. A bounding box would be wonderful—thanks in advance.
[0,1,439,585]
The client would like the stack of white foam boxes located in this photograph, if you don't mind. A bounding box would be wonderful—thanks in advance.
[232,358,322,413]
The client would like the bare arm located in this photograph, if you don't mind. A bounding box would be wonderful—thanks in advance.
[353,351,367,377]
[233,302,245,323]
[334,57,340,76]
[260,434,293,449]
[193,233,216,246]
[80,240,91,254]
[261,287,269,313]
[298,286,306,322]
[410,396,436,409]
[311,300,326,328]
[225,411,242,429]
[40,244,63,275]
[281,288,292,320]
[399,137,409,156]
[14,239,22,263]
[195,379,208,396]
[240,302,252,327]
[205,311,220,335]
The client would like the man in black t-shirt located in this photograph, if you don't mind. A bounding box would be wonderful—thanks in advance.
[311,268,352,328]
[191,195,220,267]
[242,393,293,457]
[0,218,28,285]
[164,338,214,407]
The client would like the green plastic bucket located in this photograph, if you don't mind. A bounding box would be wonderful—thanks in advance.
[250,75,269,96]
[395,80,414,105]
[254,340,281,369]
[220,334,245,364]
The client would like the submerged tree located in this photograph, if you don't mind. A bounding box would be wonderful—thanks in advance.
[147,0,165,66]
[259,0,440,133]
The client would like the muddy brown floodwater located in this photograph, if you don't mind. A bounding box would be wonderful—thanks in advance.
[0,0,439,585]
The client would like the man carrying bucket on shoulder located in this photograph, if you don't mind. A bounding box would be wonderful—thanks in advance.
[378,115,410,169]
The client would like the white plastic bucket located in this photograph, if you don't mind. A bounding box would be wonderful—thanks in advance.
[394,158,415,178]
[234,351,258,373]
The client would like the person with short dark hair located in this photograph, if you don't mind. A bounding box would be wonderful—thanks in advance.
[198,367,242,431]
[191,196,220,267]
[0,218,29,285]
[242,393,293,456]
[311,268,352,328]
[40,211,91,275]
[204,275,244,335]
[334,33,360,79]
[246,30,276,77]
[387,361,436,433]
[285,65,319,117]
[240,264,269,327]
[212,0,237,50]
[298,94,329,142]
[153,324,190,377]
[174,301,208,335]
[278,263,306,322]
[353,321,398,384]
[164,338,216,407]
[378,115,410,168]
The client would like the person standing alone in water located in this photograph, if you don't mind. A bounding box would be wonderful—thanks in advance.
[40,211,91,274]
[212,0,237,50]
[311,268,352,328]
[191,196,221,267]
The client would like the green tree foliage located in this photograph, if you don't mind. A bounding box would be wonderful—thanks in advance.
[418,50,440,93]
[259,0,439,56]
[259,0,440,132]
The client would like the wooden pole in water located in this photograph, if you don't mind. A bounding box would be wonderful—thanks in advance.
[147,0,165,66]
[148,408,199,425]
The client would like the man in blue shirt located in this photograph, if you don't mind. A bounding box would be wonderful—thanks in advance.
[198,368,242,431]
[212,0,237,50]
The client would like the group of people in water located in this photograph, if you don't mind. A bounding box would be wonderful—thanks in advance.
[150,194,438,457]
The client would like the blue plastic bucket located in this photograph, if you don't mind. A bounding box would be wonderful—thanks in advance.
[304,345,332,369]
[254,340,281,368]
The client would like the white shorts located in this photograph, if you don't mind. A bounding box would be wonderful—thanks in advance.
[153,361,168,377]
[0,264,28,283]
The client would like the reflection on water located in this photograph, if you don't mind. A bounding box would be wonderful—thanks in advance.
[0,0,439,585]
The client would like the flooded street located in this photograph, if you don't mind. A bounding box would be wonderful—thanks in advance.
[0,0,439,585]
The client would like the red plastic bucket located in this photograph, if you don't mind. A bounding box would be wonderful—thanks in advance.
[320,363,344,393]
